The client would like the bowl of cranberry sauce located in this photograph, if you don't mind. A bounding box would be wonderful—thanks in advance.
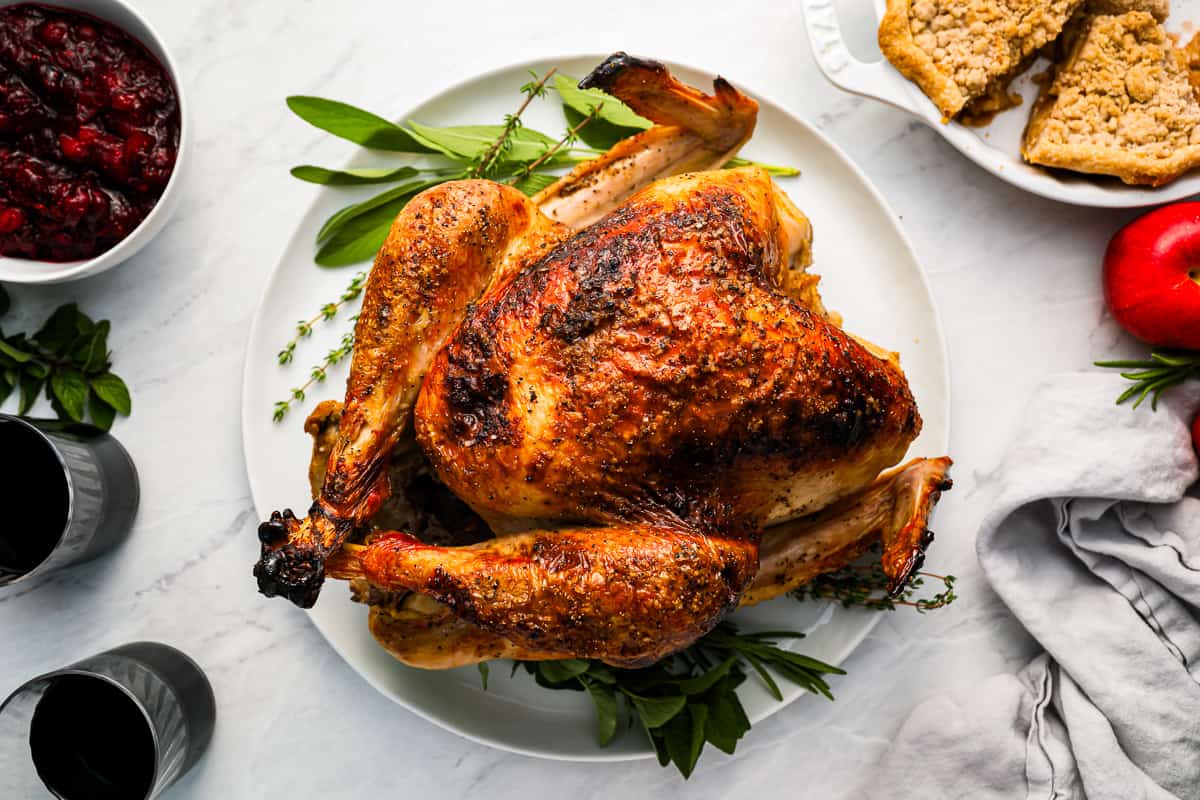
[0,0,188,283]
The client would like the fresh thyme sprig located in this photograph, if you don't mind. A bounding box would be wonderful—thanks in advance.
[516,622,842,778]
[273,328,356,422]
[277,271,367,367]
[506,101,602,187]
[1095,351,1200,410]
[472,68,557,179]
[792,563,958,612]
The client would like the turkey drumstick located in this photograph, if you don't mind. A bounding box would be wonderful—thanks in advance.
[255,181,568,607]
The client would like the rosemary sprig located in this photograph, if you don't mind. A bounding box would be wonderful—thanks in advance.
[472,68,557,179]
[273,328,356,422]
[792,563,957,613]
[1095,351,1200,410]
[278,271,367,367]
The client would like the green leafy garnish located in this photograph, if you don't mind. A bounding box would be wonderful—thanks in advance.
[290,165,421,186]
[516,623,843,778]
[0,293,132,429]
[286,96,434,152]
[792,560,958,613]
[554,74,651,131]
[407,122,562,164]
[315,179,445,266]
[1096,351,1200,410]
[554,73,651,150]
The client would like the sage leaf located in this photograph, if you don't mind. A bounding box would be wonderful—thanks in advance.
[407,122,557,163]
[0,371,12,406]
[512,172,558,196]
[90,372,131,416]
[317,179,437,244]
[315,178,445,266]
[555,75,650,130]
[286,96,434,153]
[51,369,88,422]
[291,165,420,186]
[560,106,633,151]
[477,662,489,691]
[89,390,116,430]
[627,693,686,729]
[725,157,800,177]
[315,196,408,267]
[584,680,619,746]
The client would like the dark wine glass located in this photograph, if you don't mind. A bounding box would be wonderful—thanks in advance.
[0,414,139,587]
[0,642,216,798]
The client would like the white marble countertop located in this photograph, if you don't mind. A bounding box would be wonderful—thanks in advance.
[0,1,1153,796]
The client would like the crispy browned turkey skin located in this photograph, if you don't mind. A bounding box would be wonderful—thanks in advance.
[256,54,950,668]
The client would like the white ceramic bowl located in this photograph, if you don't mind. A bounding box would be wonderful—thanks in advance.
[801,0,1200,207]
[0,0,189,284]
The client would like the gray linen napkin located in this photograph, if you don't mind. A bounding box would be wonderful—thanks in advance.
[863,373,1200,800]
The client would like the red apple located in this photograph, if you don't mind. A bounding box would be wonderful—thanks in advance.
[1104,202,1200,350]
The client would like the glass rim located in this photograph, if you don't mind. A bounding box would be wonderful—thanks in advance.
[0,667,165,800]
[0,414,79,588]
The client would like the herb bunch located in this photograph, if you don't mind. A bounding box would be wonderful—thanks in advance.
[1095,351,1200,409]
[0,286,131,429]
[515,622,843,778]
[791,561,958,612]
[274,67,799,420]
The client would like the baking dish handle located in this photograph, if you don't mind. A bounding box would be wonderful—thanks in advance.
[801,0,918,113]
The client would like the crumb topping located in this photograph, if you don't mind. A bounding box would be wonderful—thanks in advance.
[908,0,1082,100]
[1032,12,1200,156]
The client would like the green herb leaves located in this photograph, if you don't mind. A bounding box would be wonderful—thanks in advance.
[792,558,958,613]
[285,68,618,274]
[554,73,651,149]
[1096,351,1200,410]
[315,179,444,267]
[517,623,842,778]
[554,74,651,131]
[290,165,420,186]
[286,97,434,152]
[0,292,131,429]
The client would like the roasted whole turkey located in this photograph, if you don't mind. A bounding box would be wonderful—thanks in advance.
[254,54,952,668]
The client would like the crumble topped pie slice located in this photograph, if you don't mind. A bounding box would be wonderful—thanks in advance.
[1022,10,1200,186]
[879,0,1086,120]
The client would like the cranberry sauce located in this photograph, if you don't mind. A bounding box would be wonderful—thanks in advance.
[0,3,179,262]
